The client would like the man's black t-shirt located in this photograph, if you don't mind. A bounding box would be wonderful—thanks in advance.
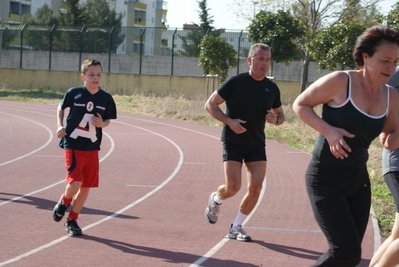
[217,72,282,146]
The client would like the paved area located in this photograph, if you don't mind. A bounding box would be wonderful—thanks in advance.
[0,100,379,266]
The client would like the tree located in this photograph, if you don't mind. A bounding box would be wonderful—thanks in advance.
[79,0,124,53]
[58,0,84,26]
[308,22,366,70]
[231,0,383,92]
[0,26,18,49]
[247,10,305,76]
[230,0,289,23]
[338,0,380,27]
[178,0,224,57]
[23,4,59,25]
[21,0,124,53]
[293,0,383,92]
[21,4,59,51]
[198,35,237,81]
[386,2,399,30]
[53,0,83,52]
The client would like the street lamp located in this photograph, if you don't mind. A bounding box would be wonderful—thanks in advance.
[253,1,258,18]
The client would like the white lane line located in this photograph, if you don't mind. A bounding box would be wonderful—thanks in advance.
[0,121,184,266]
[120,115,328,264]
[1,110,382,264]
[0,132,115,207]
[126,185,158,187]
[370,206,382,253]
[244,226,322,233]
[0,112,53,167]
[189,178,267,267]
[117,114,220,140]
[0,181,64,207]
[30,155,63,157]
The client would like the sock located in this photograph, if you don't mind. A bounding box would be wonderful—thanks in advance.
[61,194,73,206]
[213,193,222,205]
[233,211,248,227]
[67,210,79,221]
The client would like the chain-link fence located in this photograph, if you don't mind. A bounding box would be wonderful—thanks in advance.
[0,24,252,77]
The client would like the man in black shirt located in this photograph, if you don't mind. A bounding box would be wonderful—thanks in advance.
[204,43,285,241]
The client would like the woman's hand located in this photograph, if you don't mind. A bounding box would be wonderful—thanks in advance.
[326,127,355,159]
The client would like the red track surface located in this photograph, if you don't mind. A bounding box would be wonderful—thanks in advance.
[0,100,379,267]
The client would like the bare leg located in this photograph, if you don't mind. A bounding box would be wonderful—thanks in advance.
[64,181,82,199]
[71,187,90,213]
[63,181,90,213]
[217,160,243,200]
[370,212,399,267]
[228,160,266,242]
[239,161,266,215]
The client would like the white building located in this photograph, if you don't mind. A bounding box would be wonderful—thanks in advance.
[1,0,168,55]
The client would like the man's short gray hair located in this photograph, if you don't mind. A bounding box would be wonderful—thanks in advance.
[248,43,271,58]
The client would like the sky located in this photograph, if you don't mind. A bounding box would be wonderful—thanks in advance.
[165,0,398,30]
[165,0,246,30]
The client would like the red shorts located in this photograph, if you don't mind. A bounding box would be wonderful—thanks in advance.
[64,149,99,187]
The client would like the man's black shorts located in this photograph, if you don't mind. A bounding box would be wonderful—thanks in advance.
[222,142,267,162]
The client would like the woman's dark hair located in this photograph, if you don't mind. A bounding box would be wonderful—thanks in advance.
[353,26,399,68]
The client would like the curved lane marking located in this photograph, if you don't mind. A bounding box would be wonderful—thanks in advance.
[0,112,53,167]
[0,108,115,206]
[0,132,115,207]
[116,115,270,265]
[117,114,220,140]
[117,116,382,262]
[0,110,380,265]
[189,178,266,267]
[0,120,184,266]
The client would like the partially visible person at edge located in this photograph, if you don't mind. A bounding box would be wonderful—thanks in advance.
[52,59,117,237]
[293,26,399,267]
[370,66,399,267]
[204,43,285,242]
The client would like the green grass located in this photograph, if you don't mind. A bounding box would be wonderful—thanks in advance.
[0,88,64,102]
[0,88,395,238]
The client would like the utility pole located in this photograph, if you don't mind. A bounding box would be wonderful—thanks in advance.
[253,1,258,18]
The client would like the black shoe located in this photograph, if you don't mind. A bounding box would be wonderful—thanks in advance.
[64,219,82,236]
[52,199,69,222]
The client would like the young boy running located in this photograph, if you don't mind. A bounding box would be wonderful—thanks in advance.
[52,59,117,236]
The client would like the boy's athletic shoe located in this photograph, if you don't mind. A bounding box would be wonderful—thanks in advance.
[228,224,252,242]
[64,219,82,236]
[205,192,220,224]
[52,199,70,222]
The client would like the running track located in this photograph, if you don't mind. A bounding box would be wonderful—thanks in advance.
[0,100,380,266]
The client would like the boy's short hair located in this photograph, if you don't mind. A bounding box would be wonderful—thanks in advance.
[81,59,102,74]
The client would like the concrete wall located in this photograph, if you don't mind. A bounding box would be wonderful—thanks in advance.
[0,69,221,99]
[0,68,306,102]
[0,50,329,82]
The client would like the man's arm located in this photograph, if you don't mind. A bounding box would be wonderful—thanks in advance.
[204,91,247,134]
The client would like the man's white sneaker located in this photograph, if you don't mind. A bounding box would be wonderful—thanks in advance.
[228,224,252,242]
[205,192,220,224]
